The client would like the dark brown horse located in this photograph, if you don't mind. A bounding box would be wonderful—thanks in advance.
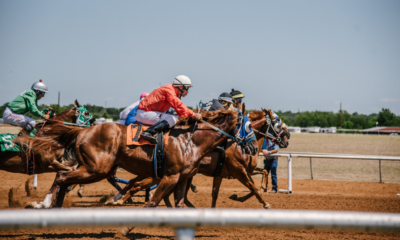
[20,110,254,208]
[107,108,289,209]
[1,100,94,175]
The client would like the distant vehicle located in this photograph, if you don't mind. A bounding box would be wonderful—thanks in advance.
[389,133,399,136]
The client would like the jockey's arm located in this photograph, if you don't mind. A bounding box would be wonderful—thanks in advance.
[24,92,45,118]
[164,88,194,117]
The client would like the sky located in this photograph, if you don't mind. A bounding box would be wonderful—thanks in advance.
[0,0,399,115]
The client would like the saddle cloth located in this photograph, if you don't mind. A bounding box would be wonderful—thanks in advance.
[126,123,169,146]
[0,134,19,152]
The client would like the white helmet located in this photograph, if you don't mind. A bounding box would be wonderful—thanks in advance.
[31,79,48,93]
[172,75,192,88]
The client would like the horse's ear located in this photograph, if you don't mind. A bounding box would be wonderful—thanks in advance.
[242,102,246,113]
[74,100,81,108]
[268,109,276,120]
[261,107,266,113]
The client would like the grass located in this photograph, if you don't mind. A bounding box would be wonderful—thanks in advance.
[257,133,400,183]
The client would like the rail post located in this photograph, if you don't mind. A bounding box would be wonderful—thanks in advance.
[175,228,195,240]
[379,160,382,183]
[288,155,292,193]
[310,157,314,180]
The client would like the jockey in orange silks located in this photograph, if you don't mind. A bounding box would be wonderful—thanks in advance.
[137,75,202,144]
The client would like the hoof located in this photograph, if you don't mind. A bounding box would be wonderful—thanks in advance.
[25,201,46,209]
[229,194,238,200]
[264,203,271,209]
[104,198,116,206]
[78,189,83,198]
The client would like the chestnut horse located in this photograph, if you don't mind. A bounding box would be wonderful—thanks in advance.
[1,100,95,175]
[109,108,289,209]
[20,110,256,208]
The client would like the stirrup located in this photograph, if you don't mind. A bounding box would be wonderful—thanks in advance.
[140,132,157,144]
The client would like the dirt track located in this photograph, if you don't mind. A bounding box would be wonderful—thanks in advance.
[1,171,400,239]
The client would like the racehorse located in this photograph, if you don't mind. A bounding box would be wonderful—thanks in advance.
[1,100,95,175]
[109,108,289,209]
[20,110,257,208]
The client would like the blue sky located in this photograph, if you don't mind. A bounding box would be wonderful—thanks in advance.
[1,1,399,114]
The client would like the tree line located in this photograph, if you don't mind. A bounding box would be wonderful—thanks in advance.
[1,102,399,129]
[275,109,400,129]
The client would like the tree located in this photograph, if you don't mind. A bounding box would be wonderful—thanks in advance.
[102,112,110,119]
[377,108,400,126]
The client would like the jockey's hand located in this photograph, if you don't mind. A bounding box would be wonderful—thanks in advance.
[44,114,50,120]
[192,113,202,121]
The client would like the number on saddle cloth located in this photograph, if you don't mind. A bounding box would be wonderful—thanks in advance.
[0,134,19,152]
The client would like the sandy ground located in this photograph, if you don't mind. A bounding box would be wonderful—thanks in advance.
[1,171,400,239]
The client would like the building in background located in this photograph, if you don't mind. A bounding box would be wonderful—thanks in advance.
[95,117,114,124]
[288,126,301,133]
[305,126,321,133]
[320,127,337,134]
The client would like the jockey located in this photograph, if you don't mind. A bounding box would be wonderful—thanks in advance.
[2,79,53,127]
[137,75,202,144]
[119,92,149,125]
[230,89,244,110]
[203,92,233,111]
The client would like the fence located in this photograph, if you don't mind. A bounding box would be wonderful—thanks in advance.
[260,151,400,193]
[1,209,400,239]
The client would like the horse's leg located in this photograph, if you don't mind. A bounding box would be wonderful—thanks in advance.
[162,188,174,208]
[106,176,158,206]
[148,173,180,208]
[173,179,188,208]
[183,177,196,208]
[25,174,62,209]
[53,185,70,208]
[211,176,223,208]
[78,184,85,198]
[229,169,270,209]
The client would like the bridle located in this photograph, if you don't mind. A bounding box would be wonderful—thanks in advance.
[252,114,285,145]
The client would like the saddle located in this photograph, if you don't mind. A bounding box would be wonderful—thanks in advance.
[126,123,169,146]
[126,123,170,179]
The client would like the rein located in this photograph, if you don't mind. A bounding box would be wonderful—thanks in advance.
[198,118,246,146]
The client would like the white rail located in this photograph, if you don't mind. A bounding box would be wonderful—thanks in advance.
[259,152,400,193]
[1,209,399,239]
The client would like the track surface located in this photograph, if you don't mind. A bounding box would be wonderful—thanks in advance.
[1,171,400,239]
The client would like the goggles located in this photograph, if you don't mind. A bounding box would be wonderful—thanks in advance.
[36,91,45,97]
[219,100,232,107]
[233,98,242,104]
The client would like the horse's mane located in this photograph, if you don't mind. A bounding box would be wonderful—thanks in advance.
[177,110,237,126]
[248,110,264,122]
[14,121,84,156]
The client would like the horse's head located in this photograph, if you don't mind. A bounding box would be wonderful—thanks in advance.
[233,103,258,155]
[249,108,289,148]
[53,100,96,126]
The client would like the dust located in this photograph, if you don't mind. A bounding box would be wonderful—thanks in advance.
[24,178,38,197]
[8,188,22,208]
[63,192,74,208]
[98,194,113,206]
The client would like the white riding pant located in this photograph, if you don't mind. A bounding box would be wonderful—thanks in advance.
[136,109,179,128]
[2,107,36,127]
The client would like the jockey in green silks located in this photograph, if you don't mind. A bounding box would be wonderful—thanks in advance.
[2,79,53,128]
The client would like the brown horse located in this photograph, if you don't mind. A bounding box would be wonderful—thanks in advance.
[1,100,94,175]
[108,108,289,209]
[20,110,255,208]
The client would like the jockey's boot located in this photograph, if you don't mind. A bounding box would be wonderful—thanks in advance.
[140,120,170,144]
